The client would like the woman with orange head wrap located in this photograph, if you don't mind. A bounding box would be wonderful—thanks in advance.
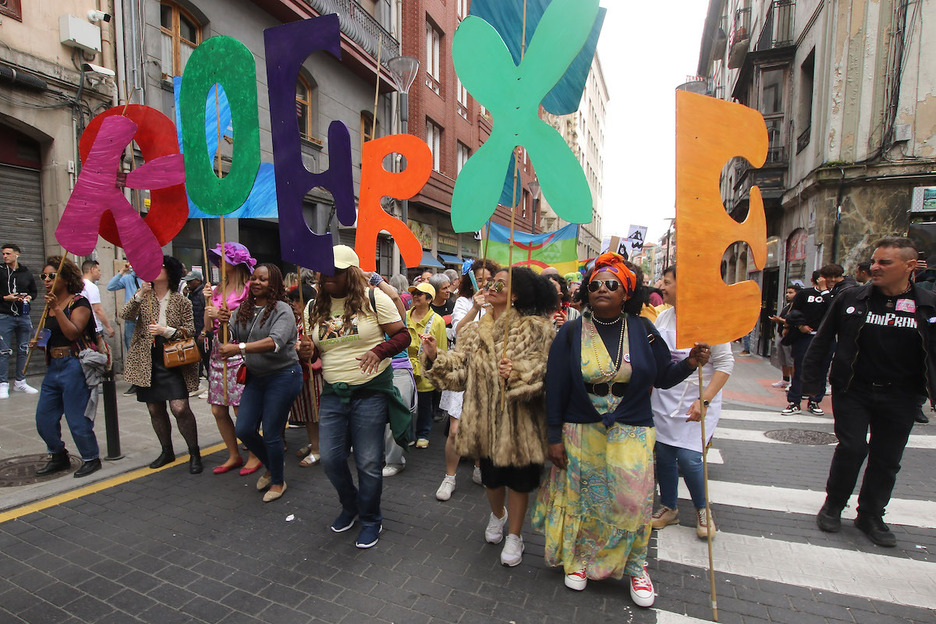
[532,252,710,607]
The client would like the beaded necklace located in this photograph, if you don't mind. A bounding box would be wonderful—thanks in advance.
[589,314,625,378]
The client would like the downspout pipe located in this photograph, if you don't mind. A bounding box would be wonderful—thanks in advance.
[831,167,845,264]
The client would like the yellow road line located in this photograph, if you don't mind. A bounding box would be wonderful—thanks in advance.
[0,443,227,524]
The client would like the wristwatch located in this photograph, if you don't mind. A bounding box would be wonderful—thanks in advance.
[238,342,247,357]
[702,400,710,407]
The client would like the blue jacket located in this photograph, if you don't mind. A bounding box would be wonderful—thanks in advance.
[545,314,695,444]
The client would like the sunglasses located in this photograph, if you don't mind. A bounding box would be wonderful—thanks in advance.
[587,279,621,292]
[41,272,57,281]
[487,280,508,293]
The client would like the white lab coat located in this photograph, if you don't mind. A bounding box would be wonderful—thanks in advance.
[650,307,734,453]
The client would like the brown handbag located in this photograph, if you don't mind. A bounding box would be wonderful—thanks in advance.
[163,337,199,368]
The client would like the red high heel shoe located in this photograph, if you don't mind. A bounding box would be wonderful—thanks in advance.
[239,463,262,476]
[212,457,244,475]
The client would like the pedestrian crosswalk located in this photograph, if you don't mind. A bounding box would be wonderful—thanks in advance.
[654,405,936,620]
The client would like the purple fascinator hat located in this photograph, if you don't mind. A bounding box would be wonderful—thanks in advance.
[208,242,257,273]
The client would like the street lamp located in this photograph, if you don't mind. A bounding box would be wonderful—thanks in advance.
[386,56,419,271]
[528,178,541,234]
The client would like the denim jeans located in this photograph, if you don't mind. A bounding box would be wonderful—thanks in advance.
[415,390,434,439]
[386,368,415,466]
[825,387,921,517]
[235,363,302,486]
[319,391,388,528]
[122,320,136,354]
[0,313,33,383]
[655,441,706,510]
[35,356,98,461]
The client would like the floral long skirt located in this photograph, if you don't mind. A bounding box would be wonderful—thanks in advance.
[532,422,655,580]
[207,342,244,407]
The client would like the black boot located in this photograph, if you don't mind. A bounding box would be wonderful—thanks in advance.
[149,447,175,469]
[36,450,70,476]
[74,458,102,478]
[188,448,203,474]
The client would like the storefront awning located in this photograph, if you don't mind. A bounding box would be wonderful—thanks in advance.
[419,251,445,268]
[438,253,463,265]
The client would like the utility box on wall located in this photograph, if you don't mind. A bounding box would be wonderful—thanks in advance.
[59,15,101,53]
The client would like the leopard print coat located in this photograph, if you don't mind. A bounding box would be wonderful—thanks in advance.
[121,291,198,392]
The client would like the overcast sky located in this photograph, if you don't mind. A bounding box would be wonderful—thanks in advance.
[597,0,711,245]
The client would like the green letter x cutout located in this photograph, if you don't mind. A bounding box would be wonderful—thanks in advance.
[450,0,597,233]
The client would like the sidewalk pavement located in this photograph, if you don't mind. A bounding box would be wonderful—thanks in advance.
[0,376,222,513]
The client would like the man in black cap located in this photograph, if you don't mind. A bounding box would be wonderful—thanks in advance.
[805,237,936,547]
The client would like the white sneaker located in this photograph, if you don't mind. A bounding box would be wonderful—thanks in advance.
[771,380,790,389]
[435,476,456,501]
[500,534,524,567]
[472,465,483,485]
[564,568,587,591]
[484,508,508,544]
[0,383,8,399]
[629,568,655,607]
[382,464,404,477]
[14,380,38,394]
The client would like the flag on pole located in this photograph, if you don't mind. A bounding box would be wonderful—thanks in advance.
[486,222,579,274]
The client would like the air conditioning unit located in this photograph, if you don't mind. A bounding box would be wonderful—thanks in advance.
[60,15,102,54]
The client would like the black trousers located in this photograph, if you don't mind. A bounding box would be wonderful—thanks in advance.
[825,386,922,518]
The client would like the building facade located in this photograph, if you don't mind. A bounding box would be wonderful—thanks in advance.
[698,0,936,355]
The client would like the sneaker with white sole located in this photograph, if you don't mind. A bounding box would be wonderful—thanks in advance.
[13,380,38,394]
[564,568,587,591]
[500,534,524,566]
[696,508,716,539]
[355,524,383,549]
[415,438,429,449]
[651,506,679,530]
[0,383,8,399]
[807,401,824,415]
[330,510,357,533]
[484,508,508,544]
[382,464,404,477]
[781,402,801,415]
[472,465,483,485]
[629,568,655,607]
[771,380,790,389]
[436,476,456,501]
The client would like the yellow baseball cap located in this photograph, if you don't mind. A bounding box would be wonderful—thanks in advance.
[408,282,436,299]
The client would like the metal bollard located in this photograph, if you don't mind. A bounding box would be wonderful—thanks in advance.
[101,371,124,460]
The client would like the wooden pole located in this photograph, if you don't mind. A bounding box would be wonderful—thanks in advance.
[215,84,229,404]
[699,366,719,621]
[498,0,528,412]
[296,268,319,422]
[22,254,69,375]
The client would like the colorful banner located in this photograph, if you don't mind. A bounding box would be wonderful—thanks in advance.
[486,222,579,275]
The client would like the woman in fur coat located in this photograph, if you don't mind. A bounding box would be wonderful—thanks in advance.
[421,266,557,568]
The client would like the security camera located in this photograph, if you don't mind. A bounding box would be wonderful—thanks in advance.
[87,10,112,23]
[82,62,116,77]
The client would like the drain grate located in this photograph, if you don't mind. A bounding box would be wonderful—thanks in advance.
[765,429,837,445]
[0,454,81,487]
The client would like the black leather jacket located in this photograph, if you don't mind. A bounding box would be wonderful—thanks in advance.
[802,282,936,407]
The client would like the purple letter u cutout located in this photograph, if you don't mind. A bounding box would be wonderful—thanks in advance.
[264,14,354,274]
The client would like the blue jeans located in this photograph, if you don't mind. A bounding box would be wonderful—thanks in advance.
[35,356,98,461]
[415,390,434,439]
[655,441,706,510]
[123,320,136,354]
[235,363,302,486]
[319,391,387,528]
[0,313,33,383]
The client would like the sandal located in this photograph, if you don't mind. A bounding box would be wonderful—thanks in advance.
[299,453,320,467]
[296,444,313,459]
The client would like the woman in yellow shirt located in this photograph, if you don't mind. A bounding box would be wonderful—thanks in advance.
[406,282,448,448]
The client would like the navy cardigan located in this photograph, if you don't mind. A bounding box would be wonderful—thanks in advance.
[545,314,695,444]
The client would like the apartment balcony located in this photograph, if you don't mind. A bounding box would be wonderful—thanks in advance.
[756,0,795,51]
